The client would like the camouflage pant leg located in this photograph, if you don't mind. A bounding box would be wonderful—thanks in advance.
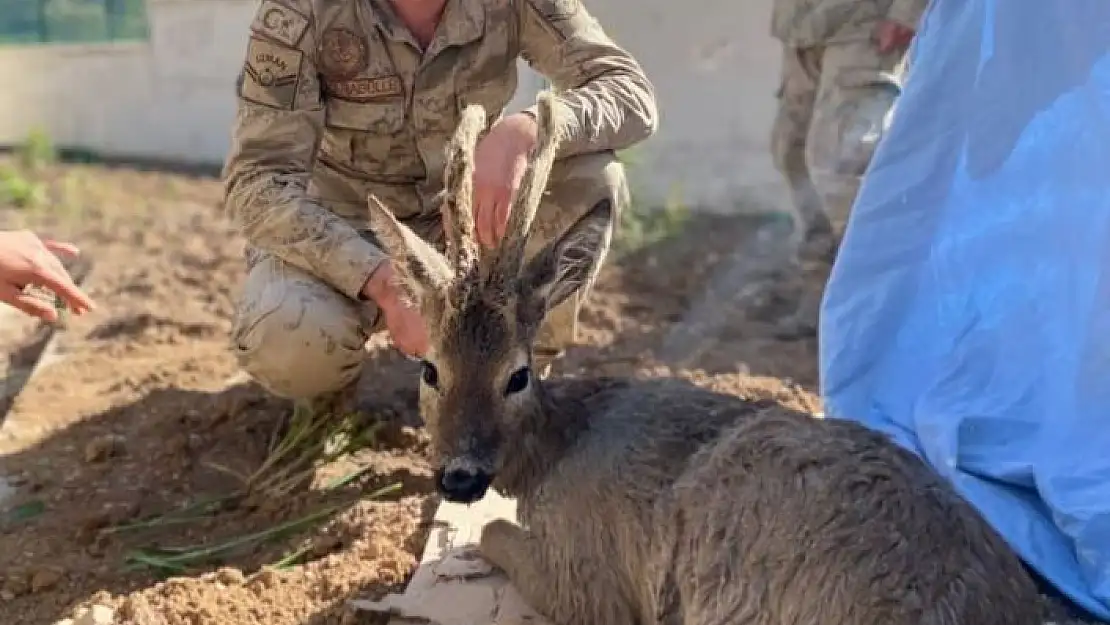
[524,151,627,371]
[771,41,907,338]
[805,39,907,237]
[771,45,828,243]
[231,248,382,400]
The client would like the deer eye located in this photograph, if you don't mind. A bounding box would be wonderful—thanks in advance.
[420,360,439,389]
[505,367,530,395]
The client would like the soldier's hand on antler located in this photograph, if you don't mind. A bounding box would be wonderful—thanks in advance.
[471,112,540,249]
[0,230,94,323]
[362,261,429,359]
[875,20,915,53]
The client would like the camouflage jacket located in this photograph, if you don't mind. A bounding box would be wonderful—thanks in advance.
[771,0,931,46]
[222,0,657,301]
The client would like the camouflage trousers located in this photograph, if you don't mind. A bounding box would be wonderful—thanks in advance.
[230,151,627,400]
[771,38,907,249]
[769,39,908,336]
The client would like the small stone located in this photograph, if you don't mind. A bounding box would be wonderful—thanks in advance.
[75,604,114,625]
[84,435,125,463]
[311,534,342,558]
[248,569,278,590]
[0,590,15,601]
[215,567,245,586]
[30,568,63,592]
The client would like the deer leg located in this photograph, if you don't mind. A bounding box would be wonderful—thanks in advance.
[480,520,562,611]
[481,519,639,625]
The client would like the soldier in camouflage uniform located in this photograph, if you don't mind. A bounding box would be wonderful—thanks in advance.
[221,0,656,404]
[770,0,928,337]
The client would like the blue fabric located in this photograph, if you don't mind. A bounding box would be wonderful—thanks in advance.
[819,0,1110,619]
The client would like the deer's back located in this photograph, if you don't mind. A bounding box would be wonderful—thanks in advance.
[532,377,1040,625]
[658,409,1041,625]
[523,377,772,621]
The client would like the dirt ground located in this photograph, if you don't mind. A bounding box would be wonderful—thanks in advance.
[0,159,825,625]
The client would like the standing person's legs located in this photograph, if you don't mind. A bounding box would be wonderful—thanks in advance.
[771,45,826,259]
[806,39,906,243]
[776,39,907,338]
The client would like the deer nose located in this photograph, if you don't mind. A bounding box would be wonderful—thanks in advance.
[436,467,493,504]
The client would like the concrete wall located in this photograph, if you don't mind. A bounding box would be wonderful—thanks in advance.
[0,0,257,167]
[0,0,785,211]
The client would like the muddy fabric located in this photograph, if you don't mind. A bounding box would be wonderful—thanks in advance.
[221,0,653,398]
[771,0,931,46]
[771,39,908,242]
[232,152,627,399]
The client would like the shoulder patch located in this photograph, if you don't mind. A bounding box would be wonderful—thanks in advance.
[250,0,311,48]
[239,36,304,110]
[527,0,579,21]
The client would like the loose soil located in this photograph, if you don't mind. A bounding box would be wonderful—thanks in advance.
[0,160,1086,625]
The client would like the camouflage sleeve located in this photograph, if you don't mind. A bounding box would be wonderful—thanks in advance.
[887,0,930,29]
[222,0,385,301]
[515,0,658,157]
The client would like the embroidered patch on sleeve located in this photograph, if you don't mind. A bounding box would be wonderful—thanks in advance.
[527,0,580,22]
[239,36,304,110]
[250,0,310,48]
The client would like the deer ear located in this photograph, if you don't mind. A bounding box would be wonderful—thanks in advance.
[367,195,453,304]
[520,198,614,314]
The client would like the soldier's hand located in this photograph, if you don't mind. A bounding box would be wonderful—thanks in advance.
[472,113,539,249]
[875,20,915,53]
[362,262,429,358]
[0,230,94,323]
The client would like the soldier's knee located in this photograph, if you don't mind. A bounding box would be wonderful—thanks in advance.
[549,151,629,222]
[232,263,368,400]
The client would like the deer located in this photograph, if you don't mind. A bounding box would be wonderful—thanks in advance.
[364,90,1044,625]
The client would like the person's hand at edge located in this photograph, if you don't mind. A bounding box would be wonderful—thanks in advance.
[0,230,94,323]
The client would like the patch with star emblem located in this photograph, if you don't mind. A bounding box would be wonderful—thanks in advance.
[249,0,310,48]
[239,36,303,110]
[319,28,369,81]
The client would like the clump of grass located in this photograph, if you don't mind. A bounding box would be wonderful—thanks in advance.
[614,184,691,257]
[0,165,48,209]
[0,127,56,210]
[121,504,340,575]
[111,403,398,575]
[17,127,57,172]
[243,403,384,498]
[612,147,691,257]
[118,482,402,574]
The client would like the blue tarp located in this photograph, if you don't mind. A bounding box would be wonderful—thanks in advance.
[819,0,1110,619]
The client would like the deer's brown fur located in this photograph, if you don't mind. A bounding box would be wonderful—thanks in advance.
[365,91,1043,625]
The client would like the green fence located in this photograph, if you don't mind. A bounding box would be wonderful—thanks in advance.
[0,0,149,45]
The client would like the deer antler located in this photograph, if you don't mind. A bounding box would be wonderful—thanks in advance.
[490,91,564,284]
[442,104,486,276]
